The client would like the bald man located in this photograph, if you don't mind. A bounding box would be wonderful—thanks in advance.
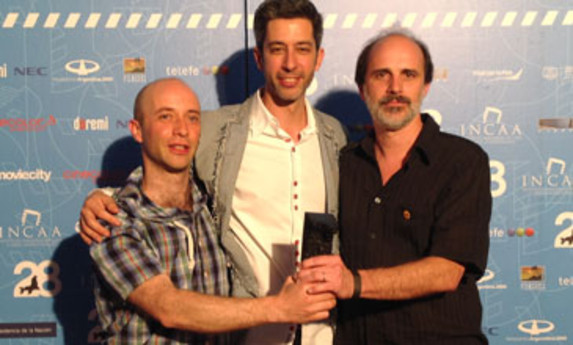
[90,78,335,345]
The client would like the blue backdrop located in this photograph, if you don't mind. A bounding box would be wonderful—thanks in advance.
[1,0,572,344]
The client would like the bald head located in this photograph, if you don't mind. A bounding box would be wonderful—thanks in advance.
[133,78,199,124]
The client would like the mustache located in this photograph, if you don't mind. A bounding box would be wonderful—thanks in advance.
[379,95,412,105]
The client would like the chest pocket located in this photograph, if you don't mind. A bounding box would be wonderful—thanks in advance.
[395,202,434,257]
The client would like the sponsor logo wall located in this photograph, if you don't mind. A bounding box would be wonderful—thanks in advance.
[0,0,571,343]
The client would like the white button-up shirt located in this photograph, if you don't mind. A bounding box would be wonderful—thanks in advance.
[230,91,330,344]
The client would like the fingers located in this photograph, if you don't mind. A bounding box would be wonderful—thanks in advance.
[301,255,342,269]
[306,311,330,322]
[79,231,93,246]
[297,266,341,285]
[96,196,121,227]
[103,196,120,216]
[81,211,111,239]
[295,290,336,323]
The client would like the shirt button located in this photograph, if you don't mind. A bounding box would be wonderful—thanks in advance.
[293,194,298,199]
[291,147,296,153]
[403,209,412,220]
[294,239,300,246]
[293,181,298,187]
[294,205,299,211]
[285,138,291,143]
[374,197,382,204]
[370,233,376,239]
[204,272,209,278]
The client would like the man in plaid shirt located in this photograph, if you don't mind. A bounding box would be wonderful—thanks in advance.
[90,78,335,344]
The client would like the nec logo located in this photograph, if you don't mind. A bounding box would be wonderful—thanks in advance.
[65,59,100,76]
[14,67,48,76]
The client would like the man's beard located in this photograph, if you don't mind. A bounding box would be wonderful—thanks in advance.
[365,93,418,131]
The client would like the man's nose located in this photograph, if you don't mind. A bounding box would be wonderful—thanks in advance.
[282,49,297,71]
[173,116,189,136]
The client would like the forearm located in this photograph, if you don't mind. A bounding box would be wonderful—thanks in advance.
[358,256,465,300]
[129,275,281,333]
[159,289,280,333]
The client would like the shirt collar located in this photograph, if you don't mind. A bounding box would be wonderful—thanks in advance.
[250,89,317,138]
[411,114,440,165]
[118,166,208,222]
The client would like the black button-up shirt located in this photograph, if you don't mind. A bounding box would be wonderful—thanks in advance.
[336,115,491,345]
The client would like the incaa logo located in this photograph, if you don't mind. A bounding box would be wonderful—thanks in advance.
[0,209,62,243]
[521,158,573,192]
[65,59,100,76]
[517,320,554,336]
[460,106,522,144]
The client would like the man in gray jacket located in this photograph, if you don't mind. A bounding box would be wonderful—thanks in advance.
[79,1,346,344]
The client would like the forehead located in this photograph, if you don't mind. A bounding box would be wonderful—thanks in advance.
[265,18,314,43]
[144,81,199,110]
[367,35,425,71]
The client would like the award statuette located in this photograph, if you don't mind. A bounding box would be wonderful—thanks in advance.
[301,212,337,260]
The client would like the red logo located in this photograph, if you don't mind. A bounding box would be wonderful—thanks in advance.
[0,115,56,132]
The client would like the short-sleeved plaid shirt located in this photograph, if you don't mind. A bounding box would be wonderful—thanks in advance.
[90,167,230,345]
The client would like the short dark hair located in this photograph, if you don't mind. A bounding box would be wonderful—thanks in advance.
[354,29,434,87]
[254,0,323,51]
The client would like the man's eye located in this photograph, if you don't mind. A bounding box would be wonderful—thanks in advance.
[269,46,285,54]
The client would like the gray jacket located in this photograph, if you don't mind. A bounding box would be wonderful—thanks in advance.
[195,94,347,298]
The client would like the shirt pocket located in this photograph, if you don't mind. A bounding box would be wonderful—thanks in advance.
[395,202,434,257]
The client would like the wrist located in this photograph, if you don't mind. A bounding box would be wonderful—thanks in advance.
[261,295,283,323]
[351,269,361,299]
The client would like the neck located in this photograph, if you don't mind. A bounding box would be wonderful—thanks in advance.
[373,114,423,161]
[372,115,423,186]
[260,88,308,142]
[141,163,193,210]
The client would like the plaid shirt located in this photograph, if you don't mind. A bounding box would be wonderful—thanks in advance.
[90,167,230,345]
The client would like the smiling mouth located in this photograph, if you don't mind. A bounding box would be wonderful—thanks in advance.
[279,76,301,87]
[169,144,190,154]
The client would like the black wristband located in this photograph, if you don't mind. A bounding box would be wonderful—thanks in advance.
[351,269,361,299]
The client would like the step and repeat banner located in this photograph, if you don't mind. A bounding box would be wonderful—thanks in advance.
[1,0,572,344]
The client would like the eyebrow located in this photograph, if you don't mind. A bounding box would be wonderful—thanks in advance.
[267,40,314,46]
[154,107,200,115]
[370,67,419,75]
